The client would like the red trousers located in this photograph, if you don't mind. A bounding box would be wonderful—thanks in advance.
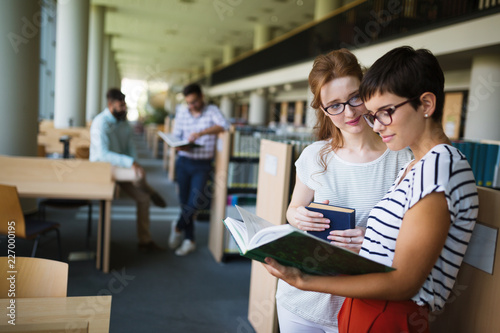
[338,298,430,333]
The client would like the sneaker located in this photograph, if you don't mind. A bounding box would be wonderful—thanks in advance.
[150,191,167,208]
[175,239,196,256]
[138,241,165,252]
[168,222,183,249]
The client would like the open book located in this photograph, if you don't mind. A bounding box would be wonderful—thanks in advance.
[223,206,394,276]
[158,131,202,148]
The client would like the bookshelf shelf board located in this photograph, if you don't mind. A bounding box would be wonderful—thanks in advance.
[229,157,260,163]
[227,187,258,194]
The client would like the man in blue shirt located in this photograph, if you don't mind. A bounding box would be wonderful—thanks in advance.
[90,88,166,252]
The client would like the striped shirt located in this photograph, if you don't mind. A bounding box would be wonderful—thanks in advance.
[360,144,478,311]
[172,103,229,160]
[276,140,413,329]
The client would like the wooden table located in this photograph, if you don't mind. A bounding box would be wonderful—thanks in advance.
[0,296,112,332]
[0,155,115,273]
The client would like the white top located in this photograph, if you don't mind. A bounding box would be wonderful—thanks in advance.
[276,140,413,329]
[360,144,478,311]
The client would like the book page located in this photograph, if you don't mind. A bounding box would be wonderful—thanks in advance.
[248,224,297,249]
[158,132,191,147]
[236,205,274,240]
[223,217,249,253]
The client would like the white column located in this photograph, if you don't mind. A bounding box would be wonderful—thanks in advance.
[253,24,270,50]
[54,0,90,128]
[86,5,104,122]
[463,54,500,141]
[223,44,235,65]
[220,95,234,119]
[192,66,202,81]
[164,93,176,113]
[108,50,116,89]
[100,34,110,111]
[114,61,121,88]
[249,91,267,125]
[204,57,214,77]
[315,0,342,20]
[305,88,317,129]
[0,0,40,156]
[39,0,57,120]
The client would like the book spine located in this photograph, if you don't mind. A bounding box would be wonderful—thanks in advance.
[484,143,500,187]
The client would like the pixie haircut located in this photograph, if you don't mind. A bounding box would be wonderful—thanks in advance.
[183,83,202,97]
[359,46,445,122]
[106,88,125,102]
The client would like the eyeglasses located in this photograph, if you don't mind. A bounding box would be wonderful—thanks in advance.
[321,94,364,116]
[363,96,420,127]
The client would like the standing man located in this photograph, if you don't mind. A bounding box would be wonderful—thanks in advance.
[169,83,229,256]
[90,88,167,252]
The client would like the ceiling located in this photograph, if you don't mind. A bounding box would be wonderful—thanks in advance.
[92,0,317,86]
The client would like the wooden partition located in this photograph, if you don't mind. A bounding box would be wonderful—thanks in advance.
[248,139,293,333]
[208,131,231,262]
[152,124,165,158]
[430,186,500,332]
[0,296,111,332]
[162,117,173,170]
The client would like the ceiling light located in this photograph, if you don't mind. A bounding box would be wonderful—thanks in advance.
[270,15,279,23]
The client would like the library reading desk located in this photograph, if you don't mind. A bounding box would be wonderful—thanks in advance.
[0,155,115,273]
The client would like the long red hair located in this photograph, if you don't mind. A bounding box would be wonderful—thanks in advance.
[308,49,364,171]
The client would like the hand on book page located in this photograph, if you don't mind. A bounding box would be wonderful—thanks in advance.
[223,206,394,276]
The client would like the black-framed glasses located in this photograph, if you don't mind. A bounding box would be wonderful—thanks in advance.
[363,96,420,127]
[321,94,364,116]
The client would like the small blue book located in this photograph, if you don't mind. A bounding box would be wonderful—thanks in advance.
[305,202,356,241]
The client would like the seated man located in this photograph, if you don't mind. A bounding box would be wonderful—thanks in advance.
[90,88,166,252]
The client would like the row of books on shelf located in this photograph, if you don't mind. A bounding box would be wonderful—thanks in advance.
[227,161,259,188]
[451,139,500,188]
[231,126,314,158]
[227,194,257,207]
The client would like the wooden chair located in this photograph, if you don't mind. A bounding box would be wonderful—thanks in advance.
[0,256,68,298]
[0,184,62,259]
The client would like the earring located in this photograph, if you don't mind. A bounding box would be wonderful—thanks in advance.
[424,114,429,118]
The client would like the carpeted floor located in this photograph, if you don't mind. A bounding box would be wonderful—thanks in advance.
[13,132,256,333]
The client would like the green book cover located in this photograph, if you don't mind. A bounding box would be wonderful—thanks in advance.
[223,206,394,276]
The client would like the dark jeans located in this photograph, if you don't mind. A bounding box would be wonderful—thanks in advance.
[175,156,213,241]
